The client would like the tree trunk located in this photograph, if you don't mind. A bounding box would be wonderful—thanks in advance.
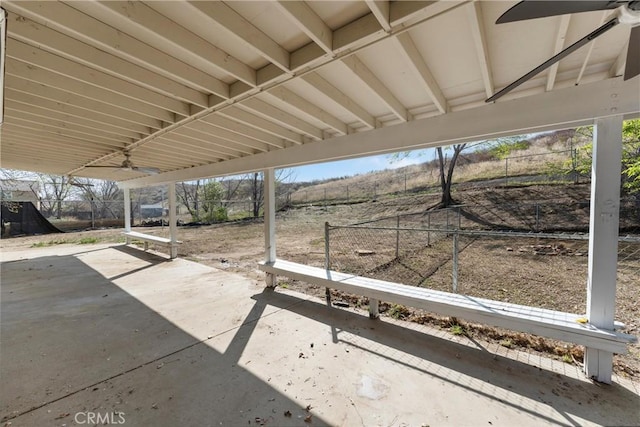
[436,144,466,208]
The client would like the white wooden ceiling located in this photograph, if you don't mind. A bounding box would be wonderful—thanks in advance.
[0,1,638,187]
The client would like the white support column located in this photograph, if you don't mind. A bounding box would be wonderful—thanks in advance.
[585,115,623,384]
[264,168,277,287]
[123,187,131,244]
[168,182,178,259]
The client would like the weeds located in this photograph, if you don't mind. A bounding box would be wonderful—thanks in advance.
[79,237,99,244]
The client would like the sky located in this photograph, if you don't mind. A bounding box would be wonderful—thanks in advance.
[289,148,435,182]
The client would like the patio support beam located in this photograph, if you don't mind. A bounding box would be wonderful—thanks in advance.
[584,115,623,384]
[264,168,277,288]
[119,77,640,188]
[168,182,178,259]
[123,188,132,244]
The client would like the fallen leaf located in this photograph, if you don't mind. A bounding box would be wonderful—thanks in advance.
[575,317,589,324]
[284,410,292,417]
[304,414,312,423]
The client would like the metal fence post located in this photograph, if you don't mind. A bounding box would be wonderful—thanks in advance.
[395,215,400,258]
[324,222,331,304]
[324,188,327,211]
[452,231,459,293]
[505,158,509,187]
[427,212,431,246]
[346,186,349,204]
[535,203,540,231]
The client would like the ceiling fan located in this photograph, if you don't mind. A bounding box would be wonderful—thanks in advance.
[486,1,640,103]
[85,151,160,175]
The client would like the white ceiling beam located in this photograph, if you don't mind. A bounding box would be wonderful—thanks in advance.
[5,114,131,148]
[609,39,629,78]
[395,32,447,114]
[390,1,466,27]
[8,38,189,117]
[121,77,640,188]
[5,74,162,130]
[218,107,303,145]
[167,128,255,157]
[184,121,271,153]
[1,130,111,156]
[546,15,571,92]
[265,87,348,135]
[341,55,407,122]
[199,114,287,149]
[302,73,376,129]
[239,98,323,140]
[5,88,152,136]
[365,1,391,32]
[6,11,209,108]
[70,1,256,88]
[5,101,143,141]
[187,1,290,72]
[576,12,608,86]
[275,1,333,55]
[3,1,230,98]
[6,59,175,123]
[148,140,226,163]
[466,1,494,98]
[158,132,245,159]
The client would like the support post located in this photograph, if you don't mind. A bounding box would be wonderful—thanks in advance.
[585,115,623,384]
[324,221,331,305]
[123,188,131,244]
[168,182,178,259]
[264,168,277,288]
[369,298,379,319]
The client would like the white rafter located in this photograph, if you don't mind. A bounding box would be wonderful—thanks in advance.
[466,1,494,98]
[342,55,407,122]
[395,32,447,114]
[6,56,177,123]
[302,73,376,129]
[3,1,230,98]
[218,107,303,145]
[265,87,347,135]
[365,1,391,32]
[69,1,257,88]
[187,1,290,72]
[199,114,287,149]
[5,74,162,130]
[546,15,571,92]
[609,39,629,78]
[576,11,608,86]
[5,88,152,136]
[9,39,189,117]
[275,1,333,55]
[239,98,324,140]
[7,11,210,108]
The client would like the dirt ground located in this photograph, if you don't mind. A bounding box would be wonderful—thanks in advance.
[2,185,638,379]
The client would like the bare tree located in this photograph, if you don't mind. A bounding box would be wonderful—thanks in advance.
[37,174,74,219]
[436,143,466,208]
[177,180,203,221]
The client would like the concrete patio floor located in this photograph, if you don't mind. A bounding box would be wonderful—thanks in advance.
[1,243,638,426]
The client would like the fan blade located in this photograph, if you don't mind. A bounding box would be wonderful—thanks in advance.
[486,18,619,102]
[133,167,160,175]
[497,1,620,24]
[624,25,640,80]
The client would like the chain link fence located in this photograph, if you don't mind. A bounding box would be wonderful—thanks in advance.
[288,149,584,206]
[326,213,640,315]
